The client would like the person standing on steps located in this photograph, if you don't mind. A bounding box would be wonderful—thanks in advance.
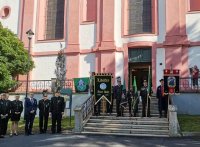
[156,79,168,118]
[140,80,151,117]
[38,90,50,134]
[114,77,125,117]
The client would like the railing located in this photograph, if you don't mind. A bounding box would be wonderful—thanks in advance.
[74,95,94,133]
[11,79,74,93]
[179,77,200,93]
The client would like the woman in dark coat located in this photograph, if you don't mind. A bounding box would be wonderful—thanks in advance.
[10,94,23,136]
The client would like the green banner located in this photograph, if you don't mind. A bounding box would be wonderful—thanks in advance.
[74,77,89,93]
[94,75,112,104]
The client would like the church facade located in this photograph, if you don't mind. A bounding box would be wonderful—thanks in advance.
[1,0,200,91]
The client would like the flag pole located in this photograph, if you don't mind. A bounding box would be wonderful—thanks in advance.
[146,66,150,117]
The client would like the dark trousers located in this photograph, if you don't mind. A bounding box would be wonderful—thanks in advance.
[0,117,9,136]
[158,97,168,117]
[94,102,101,115]
[51,113,62,133]
[25,114,35,134]
[39,113,49,133]
[142,98,150,117]
[116,99,121,116]
[106,98,113,113]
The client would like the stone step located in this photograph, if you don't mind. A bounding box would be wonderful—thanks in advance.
[81,131,169,137]
[85,123,169,130]
[88,119,169,125]
[97,113,161,117]
[83,127,169,135]
[90,116,168,121]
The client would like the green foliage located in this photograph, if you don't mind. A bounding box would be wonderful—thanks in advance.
[0,22,34,92]
[178,114,200,132]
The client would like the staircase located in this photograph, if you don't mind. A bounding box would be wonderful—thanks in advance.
[82,96,169,137]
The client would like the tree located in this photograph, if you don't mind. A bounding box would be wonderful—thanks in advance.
[0,22,34,92]
[54,49,66,90]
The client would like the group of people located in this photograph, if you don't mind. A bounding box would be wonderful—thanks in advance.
[92,76,169,118]
[0,89,65,138]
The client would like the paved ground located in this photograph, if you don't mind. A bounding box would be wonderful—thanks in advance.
[0,133,200,147]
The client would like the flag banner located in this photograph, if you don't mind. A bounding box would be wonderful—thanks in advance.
[94,75,112,105]
[147,66,151,94]
[133,76,138,94]
[164,69,180,94]
[74,77,89,93]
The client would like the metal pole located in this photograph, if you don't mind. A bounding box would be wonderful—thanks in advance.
[25,37,31,98]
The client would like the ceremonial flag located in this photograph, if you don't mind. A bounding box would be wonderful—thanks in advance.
[133,76,137,94]
[147,66,151,94]
[74,77,89,93]
[123,78,126,91]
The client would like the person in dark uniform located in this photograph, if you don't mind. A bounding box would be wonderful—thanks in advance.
[127,88,139,117]
[140,80,152,117]
[114,77,125,117]
[0,93,11,137]
[24,93,37,136]
[156,79,168,118]
[38,90,50,134]
[10,94,23,136]
[50,89,65,134]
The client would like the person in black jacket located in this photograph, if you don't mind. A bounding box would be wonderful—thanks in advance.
[10,94,23,136]
[156,79,168,118]
[113,77,126,117]
[50,89,65,134]
[0,93,11,138]
[140,80,152,117]
[38,90,50,134]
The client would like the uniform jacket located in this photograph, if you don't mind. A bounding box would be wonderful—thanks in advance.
[38,99,50,115]
[11,100,23,114]
[24,97,37,115]
[113,85,125,100]
[50,96,65,114]
[0,99,11,116]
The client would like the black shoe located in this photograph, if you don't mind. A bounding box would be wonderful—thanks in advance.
[14,133,18,136]
[29,133,34,135]
[0,135,5,138]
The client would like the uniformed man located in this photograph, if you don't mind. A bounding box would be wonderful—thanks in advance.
[0,93,11,137]
[38,90,50,134]
[50,89,65,134]
[156,79,168,118]
[113,77,125,117]
[140,80,152,117]
[10,93,23,136]
[24,93,37,135]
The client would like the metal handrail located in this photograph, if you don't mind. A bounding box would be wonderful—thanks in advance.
[81,95,94,123]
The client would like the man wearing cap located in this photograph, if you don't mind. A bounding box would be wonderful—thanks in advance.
[140,80,151,117]
[38,90,50,134]
[0,93,11,137]
[50,89,65,134]
[24,93,37,135]
[114,77,125,117]
[156,79,168,118]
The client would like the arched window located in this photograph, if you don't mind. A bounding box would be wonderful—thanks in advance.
[37,0,65,40]
[126,0,152,34]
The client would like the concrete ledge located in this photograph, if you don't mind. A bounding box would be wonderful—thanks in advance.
[182,132,200,137]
